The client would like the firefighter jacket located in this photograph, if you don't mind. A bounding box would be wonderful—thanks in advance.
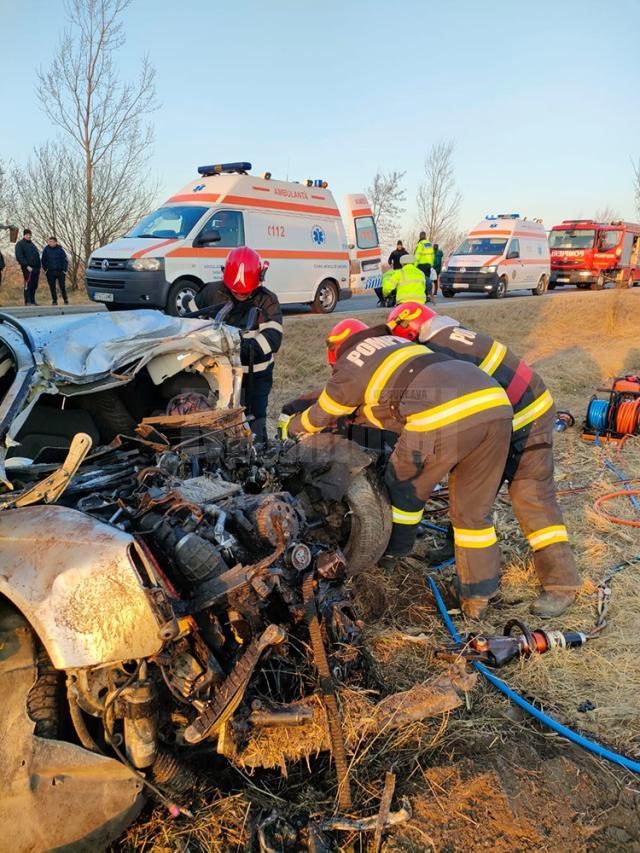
[418,315,553,437]
[414,239,435,266]
[196,281,283,374]
[288,325,512,442]
[382,264,426,304]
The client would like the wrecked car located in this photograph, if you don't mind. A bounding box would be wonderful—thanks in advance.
[0,309,473,850]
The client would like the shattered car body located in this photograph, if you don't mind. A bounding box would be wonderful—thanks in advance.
[0,310,474,851]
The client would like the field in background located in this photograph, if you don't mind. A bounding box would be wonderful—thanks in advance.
[0,261,88,306]
[121,291,640,851]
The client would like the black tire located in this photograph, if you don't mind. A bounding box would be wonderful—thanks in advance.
[576,283,590,290]
[76,389,137,442]
[531,275,547,296]
[442,289,455,298]
[166,278,202,316]
[591,273,605,291]
[311,279,338,314]
[489,276,508,299]
[547,282,557,290]
[342,469,392,572]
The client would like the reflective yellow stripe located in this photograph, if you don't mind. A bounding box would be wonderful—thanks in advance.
[478,341,507,376]
[527,524,568,551]
[328,326,352,343]
[453,526,497,549]
[300,408,324,434]
[391,506,424,525]
[278,414,292,440]
[362,344,427,429]
[405,388,511,432]
[318,389,356,417]
[513,389,554,431]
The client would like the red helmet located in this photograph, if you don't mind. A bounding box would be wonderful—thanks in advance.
[387,302,436,341]
[326,318,368,365]
[223,247,268,296]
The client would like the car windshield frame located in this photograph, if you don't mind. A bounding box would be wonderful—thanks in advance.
[453,237,508,256]
[126,205,210,240]
[549,229,596,250]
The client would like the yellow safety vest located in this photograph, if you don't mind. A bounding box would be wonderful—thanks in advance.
[383,264,427,303]
[414,240,435,266]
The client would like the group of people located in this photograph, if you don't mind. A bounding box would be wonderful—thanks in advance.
[198,246,579,623]
[11,229,69,305]
[376,234,444,307]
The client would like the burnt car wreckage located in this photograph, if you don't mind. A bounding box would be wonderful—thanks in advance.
[0,310,475,851]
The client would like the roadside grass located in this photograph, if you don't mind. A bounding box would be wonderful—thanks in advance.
[0,262,88,306]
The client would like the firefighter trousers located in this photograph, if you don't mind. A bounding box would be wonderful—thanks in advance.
[504,416,580,593]
[384,418,512,602]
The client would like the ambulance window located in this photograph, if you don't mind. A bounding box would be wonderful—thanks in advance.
[507,239,520,259]
[199,210,245,247]
[127,205,209,239]
[355,216,378,250]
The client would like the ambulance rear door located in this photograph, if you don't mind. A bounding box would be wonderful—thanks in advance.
[344,194,382,292]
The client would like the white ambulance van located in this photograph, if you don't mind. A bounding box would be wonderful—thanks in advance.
[440,214,550,299]
[86,162,382,314]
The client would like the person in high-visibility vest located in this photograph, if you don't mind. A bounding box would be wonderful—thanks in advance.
[375,267,397,306]
[387,301,581,618]
[381,255,426,305]
[414,231,435,294]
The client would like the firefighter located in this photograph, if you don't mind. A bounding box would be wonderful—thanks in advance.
[287,318,513,619]
[382,254,427,305]
[414,231,435,289]
[387,302,581,618]
[195,247,282,443]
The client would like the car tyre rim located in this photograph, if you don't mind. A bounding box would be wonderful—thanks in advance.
[176,287,196,315]
[319,285,335,309]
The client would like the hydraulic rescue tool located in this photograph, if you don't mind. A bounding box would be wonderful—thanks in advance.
[435,618,587,668]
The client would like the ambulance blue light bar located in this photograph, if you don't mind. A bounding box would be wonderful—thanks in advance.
[197,162,252,176]
[486,213,520,220]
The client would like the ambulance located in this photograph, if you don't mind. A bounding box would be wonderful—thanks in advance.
[86,162,382,314]
[440,214,550,299]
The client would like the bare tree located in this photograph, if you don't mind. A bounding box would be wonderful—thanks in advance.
[416,139,462,245]
[10,141,155,288]
[595,205,621,223]
[366,170,406,253]
[36,0,157,264]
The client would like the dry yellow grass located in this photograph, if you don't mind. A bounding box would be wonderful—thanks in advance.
[271,289,640,754]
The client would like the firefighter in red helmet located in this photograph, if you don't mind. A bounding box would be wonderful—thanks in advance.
[195,247,283,442]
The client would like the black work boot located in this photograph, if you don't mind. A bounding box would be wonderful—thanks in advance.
[422,522,455,567]
[530,591,577,619]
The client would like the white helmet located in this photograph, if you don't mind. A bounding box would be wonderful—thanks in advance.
[400,254,416,265]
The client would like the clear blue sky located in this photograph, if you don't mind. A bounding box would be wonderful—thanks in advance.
[2,0,639,235]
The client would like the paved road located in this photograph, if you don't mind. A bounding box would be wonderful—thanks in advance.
[282,286,571,317]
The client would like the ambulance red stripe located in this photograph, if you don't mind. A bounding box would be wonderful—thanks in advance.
[165,193,221,204]
[131,238,177,258]
[221,194,341,216]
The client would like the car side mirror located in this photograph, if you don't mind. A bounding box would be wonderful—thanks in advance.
[195,228,221,246]
[506,250,519,260]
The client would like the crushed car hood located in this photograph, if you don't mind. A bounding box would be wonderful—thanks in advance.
[23,309,241,383]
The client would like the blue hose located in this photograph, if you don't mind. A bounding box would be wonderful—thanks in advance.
[426,574,640,774]
[587,399,609,431]
[594,432,640,513]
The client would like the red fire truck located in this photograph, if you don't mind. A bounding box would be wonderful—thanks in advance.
[549,219,640,290]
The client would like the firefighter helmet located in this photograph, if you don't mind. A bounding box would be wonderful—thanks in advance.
[387,302,436,341]
[326,318,369,365]
[223,247,268,297]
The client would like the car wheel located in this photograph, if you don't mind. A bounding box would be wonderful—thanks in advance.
[166,279,201,316]
[547,282,557,290]
[490,276,508,299]
[531,275,547,296]
[576,282,590,290]
[341,468,392,572]
[591,273,606,291]
[0,598,143,850]
[442,289,455,298]
[311,279,338,314]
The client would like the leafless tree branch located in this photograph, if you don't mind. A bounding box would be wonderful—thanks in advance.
[366,170,406,254]
[36,0,158,264]
[416,139,462,246]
